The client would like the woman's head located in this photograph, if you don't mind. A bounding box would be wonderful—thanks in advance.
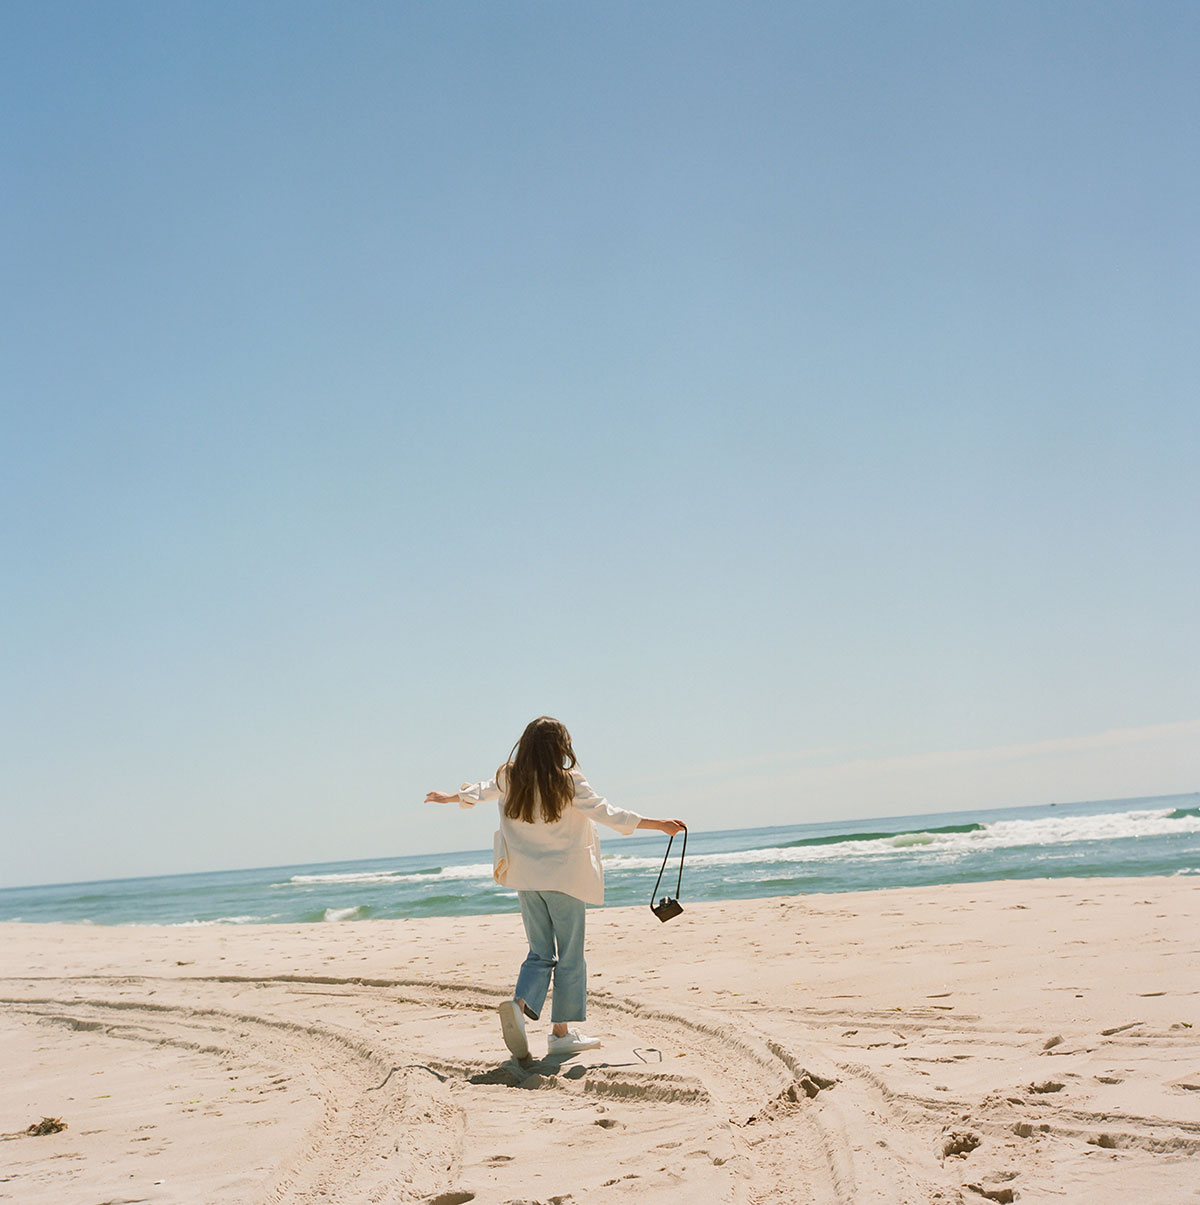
[503,716,577,824]
[515,716,576,769]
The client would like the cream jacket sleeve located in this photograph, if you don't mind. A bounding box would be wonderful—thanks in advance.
[457,778,502,808]
[566,773,641,834]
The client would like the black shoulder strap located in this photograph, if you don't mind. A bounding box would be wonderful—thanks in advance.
[650,826,687,904]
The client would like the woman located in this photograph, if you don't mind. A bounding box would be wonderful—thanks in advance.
[426,716,685,1060]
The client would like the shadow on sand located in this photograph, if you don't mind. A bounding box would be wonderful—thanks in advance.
[468,1047,662,1088]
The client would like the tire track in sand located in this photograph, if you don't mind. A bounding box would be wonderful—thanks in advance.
[20,971,1134,1203]
[6,973,964,1203]
[2,987,462,1204]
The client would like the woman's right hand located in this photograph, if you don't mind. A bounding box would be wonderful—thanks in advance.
[425,791,459,804]
[656,818,686,836]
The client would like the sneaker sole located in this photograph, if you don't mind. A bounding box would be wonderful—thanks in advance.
[498,1001,529,1060]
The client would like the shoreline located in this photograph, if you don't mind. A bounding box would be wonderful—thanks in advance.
[3,865,1200,927]
[4,876,1199,1202]
[6,792,1197,929]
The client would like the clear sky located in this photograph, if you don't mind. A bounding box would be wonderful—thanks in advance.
[3,2,1197,889]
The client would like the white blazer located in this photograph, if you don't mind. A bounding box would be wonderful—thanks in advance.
[458,769,642,905]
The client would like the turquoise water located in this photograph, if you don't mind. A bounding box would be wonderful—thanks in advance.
[2,793,1198,927]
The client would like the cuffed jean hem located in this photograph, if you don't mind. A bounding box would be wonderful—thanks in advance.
[513,890,587,1024]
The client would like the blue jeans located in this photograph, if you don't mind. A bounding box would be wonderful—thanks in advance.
[513,890,587,1023]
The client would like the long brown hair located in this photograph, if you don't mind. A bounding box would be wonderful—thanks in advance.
[501,716,577,824]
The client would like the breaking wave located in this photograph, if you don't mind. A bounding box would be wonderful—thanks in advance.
[602,806,1200,873]
[277,862,493,888]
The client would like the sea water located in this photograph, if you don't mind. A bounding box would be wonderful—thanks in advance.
[2,792,1197,927]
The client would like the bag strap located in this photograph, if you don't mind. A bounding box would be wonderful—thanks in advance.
[650,826,687,904]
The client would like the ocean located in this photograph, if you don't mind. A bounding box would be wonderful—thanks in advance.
[2,792,1198,928]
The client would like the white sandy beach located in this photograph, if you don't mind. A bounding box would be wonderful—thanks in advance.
[3,876,1199,1204]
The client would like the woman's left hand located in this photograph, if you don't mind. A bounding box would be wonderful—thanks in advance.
[425,791,459,804]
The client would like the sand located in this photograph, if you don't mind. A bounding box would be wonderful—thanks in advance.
[2,876,1199,1204]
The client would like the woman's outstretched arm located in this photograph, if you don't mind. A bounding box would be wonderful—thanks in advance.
[637,817,686,836]
[426,778,503,808]
[424,790,460,804]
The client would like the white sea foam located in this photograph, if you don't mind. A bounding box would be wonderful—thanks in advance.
[170,914,271,926]
[887,832,940,848]
[279,863,494,888]
[268,806,1198,897]
[280,871,401,886]
[323,905,367,922]
[602,806,1200,872]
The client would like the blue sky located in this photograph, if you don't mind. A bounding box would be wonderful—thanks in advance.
[3,2,1197,888]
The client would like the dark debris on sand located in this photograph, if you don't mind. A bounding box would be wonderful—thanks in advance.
[26,1116,68,1136]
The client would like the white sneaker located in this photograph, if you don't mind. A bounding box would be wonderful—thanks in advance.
[547,1029,602,1056]
[498,999,529,1060]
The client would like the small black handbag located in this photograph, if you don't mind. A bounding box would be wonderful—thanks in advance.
[650,826,687,922]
